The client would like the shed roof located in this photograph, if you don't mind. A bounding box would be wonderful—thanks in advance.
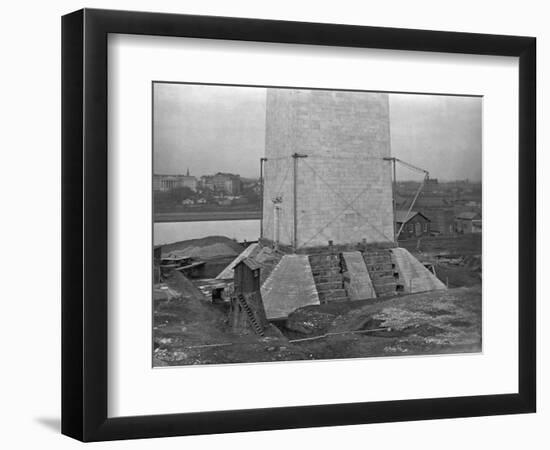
[216,243,260,279]
[395,210,430,224]
[238,257,261,271]
[456,211,481,220]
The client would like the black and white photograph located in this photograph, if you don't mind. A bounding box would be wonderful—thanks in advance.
[0,0,542,446]
[152,83,483,367]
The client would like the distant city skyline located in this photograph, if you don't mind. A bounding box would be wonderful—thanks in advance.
[153,84,482,182]
[153,170,252,178]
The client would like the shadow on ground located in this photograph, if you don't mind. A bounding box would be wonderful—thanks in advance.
[35,417,60,433]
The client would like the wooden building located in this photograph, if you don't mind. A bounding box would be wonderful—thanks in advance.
[395,210,432,240]
[229,258,268,336]
[454,211,482,234]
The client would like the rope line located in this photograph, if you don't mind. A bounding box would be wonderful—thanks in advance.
[297,207,349,249]
[302,160,393,240]
[303,160,391,240]
[273,160,292,201]
[298,159,394,246]
[263,155,385,162]
[281,208,294,243]
[262,156,292,162]
[305,155,384,161]
[261,154,393,247]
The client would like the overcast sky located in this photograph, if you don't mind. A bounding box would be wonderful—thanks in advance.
[153,83,481,181]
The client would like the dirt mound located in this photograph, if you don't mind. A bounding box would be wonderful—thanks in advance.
[180,243,239,259]
[161,236,244,260]
[285,286,481,341]
[158,271,226,323]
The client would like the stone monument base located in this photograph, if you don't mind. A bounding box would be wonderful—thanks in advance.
[218,241,445,320]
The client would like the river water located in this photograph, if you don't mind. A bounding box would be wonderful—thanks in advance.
[154,219,261,245]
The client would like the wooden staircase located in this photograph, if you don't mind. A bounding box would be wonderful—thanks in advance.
[308,253,348,303]
[236,294,265,336]
[362,250,401,297]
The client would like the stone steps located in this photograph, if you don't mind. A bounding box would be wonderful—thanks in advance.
[313,274,343,283]
[311,267,340,275]
[364,262,394,272]
[315,281,344,291]
[368,271,395,280]
[363,249,399,297]
[317,289,348,303]
[308,253,349,304]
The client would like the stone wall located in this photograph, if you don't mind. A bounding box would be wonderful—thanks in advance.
[262,89,394,248]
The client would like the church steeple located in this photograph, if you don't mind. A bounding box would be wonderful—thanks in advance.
[186,168,190,176]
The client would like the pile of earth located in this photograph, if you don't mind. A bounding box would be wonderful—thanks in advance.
[283,286,482,354]
[153,271,288,366]
[160,236,244,260]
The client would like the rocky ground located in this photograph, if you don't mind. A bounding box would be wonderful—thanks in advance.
[154,271,481,366]
[153,234,482,366]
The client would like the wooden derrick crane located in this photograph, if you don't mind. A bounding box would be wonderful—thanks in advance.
[383,157,430,240]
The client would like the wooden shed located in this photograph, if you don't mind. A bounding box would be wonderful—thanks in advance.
[233,257,261,295]
[395,210,431,240]
[230,258,268,336]
[454,211,482,234]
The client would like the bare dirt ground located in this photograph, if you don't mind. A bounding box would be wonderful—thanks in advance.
[154,271,481,366]
[399,234,481,257]
[160,235,244,257]
[401,234,482,288]
[153,233,482,366]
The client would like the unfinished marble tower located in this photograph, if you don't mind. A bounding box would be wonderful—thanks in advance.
[261,89,395,249]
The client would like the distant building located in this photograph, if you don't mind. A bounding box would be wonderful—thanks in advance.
[200,175,214,190]
[395,210,432,240]
[465,201,481,208]
[423,208,455,235]
[454,211,482,234]
[201,172,242,195]
[153,169,197,192]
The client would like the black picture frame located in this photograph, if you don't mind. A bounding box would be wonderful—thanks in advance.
[61,8,536,442]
